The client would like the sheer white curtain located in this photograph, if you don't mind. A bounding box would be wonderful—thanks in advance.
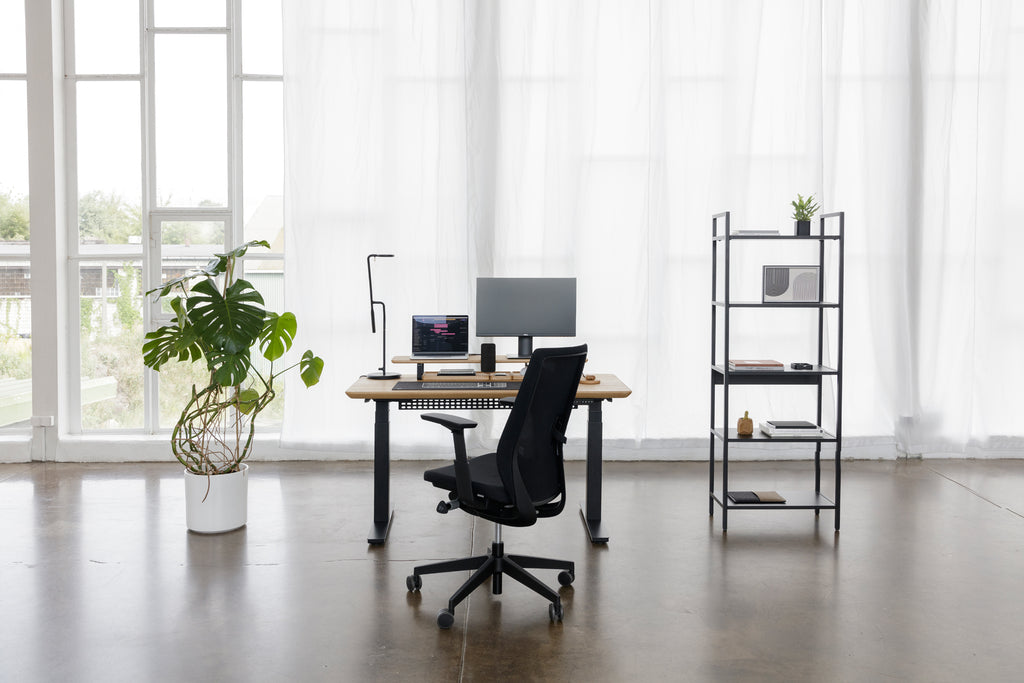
[281,1,1024,459]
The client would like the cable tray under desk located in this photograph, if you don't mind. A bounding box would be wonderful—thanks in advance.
[397,397,513,410]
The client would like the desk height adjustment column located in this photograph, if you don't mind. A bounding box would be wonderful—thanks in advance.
[580,399,610,543]
[368,399,394,544]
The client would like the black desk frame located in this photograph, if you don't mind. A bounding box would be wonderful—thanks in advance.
[366,396,613,545]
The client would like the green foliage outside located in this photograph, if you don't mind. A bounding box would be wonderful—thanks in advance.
[0,299,31,382]
[78,190,142,244]
[161,220,225,247]
[0,190,30,241]
[80,263,145,429]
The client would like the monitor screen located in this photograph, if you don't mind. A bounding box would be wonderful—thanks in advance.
[475,277,576,358]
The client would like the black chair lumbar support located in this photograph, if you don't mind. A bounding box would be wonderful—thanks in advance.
[406,344,588,629]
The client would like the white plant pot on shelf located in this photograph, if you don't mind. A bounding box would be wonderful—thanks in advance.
[184,464,248,533]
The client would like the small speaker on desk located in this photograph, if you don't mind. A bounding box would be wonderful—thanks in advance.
[480,343,496,373]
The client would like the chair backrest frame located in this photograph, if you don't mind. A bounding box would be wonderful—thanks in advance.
[495,344,588,523]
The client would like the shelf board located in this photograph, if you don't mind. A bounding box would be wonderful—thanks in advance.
[711,491,836,510]
[711,365,837,385]
[713,234,842,241]
[712,427,838,443]
[713,300,839,308]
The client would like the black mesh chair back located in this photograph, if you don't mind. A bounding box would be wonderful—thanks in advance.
[495,344,588,516]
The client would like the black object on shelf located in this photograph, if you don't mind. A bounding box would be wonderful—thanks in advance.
[709,210,845,532]
[480,342,496,372]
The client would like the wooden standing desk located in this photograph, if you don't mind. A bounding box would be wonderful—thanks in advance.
[345,371,631,545]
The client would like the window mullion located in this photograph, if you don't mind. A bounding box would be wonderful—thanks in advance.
[143,0,159,433]
[63,0,84,435]
[229,0,242,252]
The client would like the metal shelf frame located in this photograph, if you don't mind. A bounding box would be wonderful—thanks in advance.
[709,211,845,531]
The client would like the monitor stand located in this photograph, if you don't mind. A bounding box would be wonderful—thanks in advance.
[506,335,534,361]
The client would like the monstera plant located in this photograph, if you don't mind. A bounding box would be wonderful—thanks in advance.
[143,240,324,475]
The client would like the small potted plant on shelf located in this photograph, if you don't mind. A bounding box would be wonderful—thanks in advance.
[142,240,324,533]
[791,193,820,236]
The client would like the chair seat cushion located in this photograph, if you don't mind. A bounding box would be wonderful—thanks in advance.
[424,452,510,504]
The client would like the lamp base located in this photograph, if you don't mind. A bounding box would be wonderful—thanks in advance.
[366,371,400,380]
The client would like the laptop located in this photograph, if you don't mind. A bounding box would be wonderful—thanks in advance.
[410,315,470,360]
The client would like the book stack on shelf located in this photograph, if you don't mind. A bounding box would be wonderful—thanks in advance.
[759,420,824,438]
[728,359,784,371]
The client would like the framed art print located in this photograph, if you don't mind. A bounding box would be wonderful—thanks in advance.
[762,265,820,303]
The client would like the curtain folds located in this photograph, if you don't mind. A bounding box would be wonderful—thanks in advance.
[282,1,1024,458]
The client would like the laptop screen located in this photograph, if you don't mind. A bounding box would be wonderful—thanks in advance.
[411,315,469,356]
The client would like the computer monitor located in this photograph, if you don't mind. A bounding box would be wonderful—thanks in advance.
[475,277,577,359]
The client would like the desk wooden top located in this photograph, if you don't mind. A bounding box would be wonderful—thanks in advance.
[346,373,631,401]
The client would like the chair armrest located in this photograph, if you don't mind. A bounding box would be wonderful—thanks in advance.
[421,413,476,504]
[421,413,478,431]
[498,396,516,407]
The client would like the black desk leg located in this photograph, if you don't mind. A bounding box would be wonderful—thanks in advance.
[579,399,610,543]
[368,399,394,545]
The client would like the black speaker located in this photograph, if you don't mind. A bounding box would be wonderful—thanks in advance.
[480,343,496,373]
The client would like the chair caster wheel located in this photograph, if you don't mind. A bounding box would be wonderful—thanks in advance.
[406,574,422,592]
[437,609,455,629]
[549,601,563,622]
[557,570,574,586]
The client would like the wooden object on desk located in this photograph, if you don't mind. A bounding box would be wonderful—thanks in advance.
[393,354,531,380]
[346,373,631,401]
[420,371,523,382]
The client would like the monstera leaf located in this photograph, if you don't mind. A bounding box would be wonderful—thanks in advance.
[299,350,324,387]
[235,388,261,415]
[260,312,297,362]
[186,278,266,354]
[209,240,271,276]
[206,346,254,388]
[142,323,202,371]
[146,257,222,298]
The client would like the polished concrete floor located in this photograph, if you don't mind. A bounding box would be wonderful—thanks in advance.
[2,458,1024,682]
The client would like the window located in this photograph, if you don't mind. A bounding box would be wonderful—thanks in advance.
[67,0,285,433]
[0,0,30,430]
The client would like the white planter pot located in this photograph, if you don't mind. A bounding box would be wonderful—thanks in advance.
[183,464,248,533]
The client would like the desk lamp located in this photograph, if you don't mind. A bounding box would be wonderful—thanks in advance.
[366,253,400,380]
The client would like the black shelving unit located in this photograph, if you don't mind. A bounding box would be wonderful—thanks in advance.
[709,211,845,531]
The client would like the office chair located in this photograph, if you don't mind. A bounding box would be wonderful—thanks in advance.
[406,344,588,628]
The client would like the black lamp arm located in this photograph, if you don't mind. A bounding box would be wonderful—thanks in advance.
[366,253,396,378]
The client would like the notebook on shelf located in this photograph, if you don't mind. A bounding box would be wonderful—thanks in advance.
[759,420,824,437]
[728,359,784,370]
[727,491,787,504]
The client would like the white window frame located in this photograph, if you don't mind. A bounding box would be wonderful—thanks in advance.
[62,0,284,436]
